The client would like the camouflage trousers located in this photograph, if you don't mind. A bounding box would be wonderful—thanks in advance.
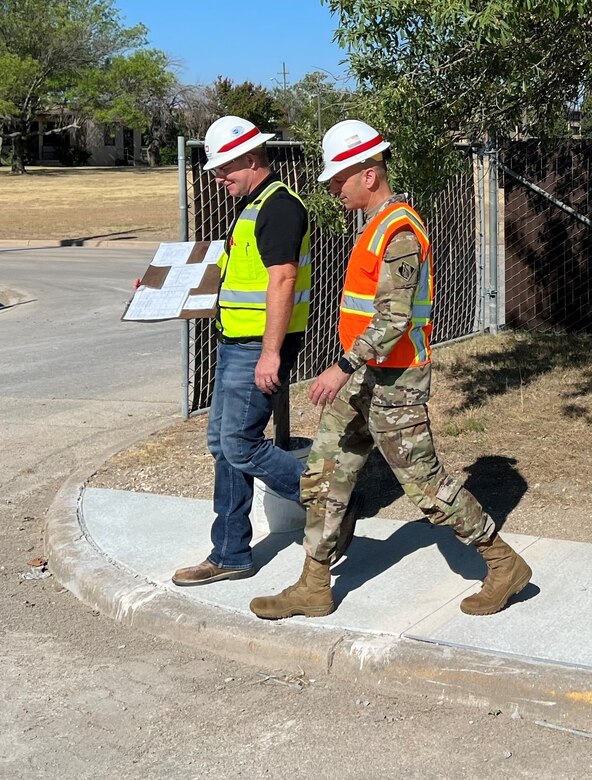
[302,367,495,562]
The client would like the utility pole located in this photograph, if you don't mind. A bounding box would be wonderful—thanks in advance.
[277,62,289,94]
[317,91,322,134]
[276,62,290,125]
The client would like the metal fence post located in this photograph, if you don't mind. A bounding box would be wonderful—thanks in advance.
[477,151,487,331]
[487,142,499,334]
[178,136,190,419]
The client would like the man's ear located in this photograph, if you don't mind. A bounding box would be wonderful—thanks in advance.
[245,152,256,169]
[362,166,378,189]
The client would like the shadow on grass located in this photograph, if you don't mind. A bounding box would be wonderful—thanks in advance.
[354,450,527,533]
[439,331,592,421]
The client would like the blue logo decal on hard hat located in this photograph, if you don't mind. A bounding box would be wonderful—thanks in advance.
[231,126,244,137]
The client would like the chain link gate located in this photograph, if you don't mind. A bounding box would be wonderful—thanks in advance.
[178,138,486,417]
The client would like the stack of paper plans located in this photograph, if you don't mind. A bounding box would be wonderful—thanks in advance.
[123,241,224,322]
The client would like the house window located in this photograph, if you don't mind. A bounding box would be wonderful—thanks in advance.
[103,126,116,146]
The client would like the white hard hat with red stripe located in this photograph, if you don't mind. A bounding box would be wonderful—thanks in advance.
[318,119,390,182]
[203,115,275,171]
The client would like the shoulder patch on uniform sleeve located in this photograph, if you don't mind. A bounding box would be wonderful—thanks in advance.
[397,261,415,280]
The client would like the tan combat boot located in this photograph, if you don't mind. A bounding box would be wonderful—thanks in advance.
[460,533,532,615]
[249,557,334,620]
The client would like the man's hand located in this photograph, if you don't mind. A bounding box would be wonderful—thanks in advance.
[255,350,281,394]
[309,364,351,407]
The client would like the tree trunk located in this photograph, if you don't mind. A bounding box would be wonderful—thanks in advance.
[11,135,26,174]
[147,139,161,167]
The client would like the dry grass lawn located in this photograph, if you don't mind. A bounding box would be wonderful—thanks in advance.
[0,166,178,241]
[90,330,592,543]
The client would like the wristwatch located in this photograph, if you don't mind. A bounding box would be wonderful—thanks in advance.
[337,356,356,375]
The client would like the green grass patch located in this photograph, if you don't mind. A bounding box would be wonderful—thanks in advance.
[443,416,487,437]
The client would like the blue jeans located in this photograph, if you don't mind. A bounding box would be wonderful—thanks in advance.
[207,339,304,569]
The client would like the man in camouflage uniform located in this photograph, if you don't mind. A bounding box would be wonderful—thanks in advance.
[250,120,531,620]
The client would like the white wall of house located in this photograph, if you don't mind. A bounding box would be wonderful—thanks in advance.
[32,119,142,166]
[84,122,142,166]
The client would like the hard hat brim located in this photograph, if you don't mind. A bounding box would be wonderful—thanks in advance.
[318,139,391,182]
[203,132,275,170]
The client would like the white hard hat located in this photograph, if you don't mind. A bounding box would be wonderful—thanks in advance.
[203,116,275,171]
[318,119,390,182]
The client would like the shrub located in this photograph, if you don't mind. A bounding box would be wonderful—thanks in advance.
[57,146,91,167]
[159,146,178,165]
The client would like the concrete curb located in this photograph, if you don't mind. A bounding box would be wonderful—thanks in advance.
[0,239,161,250]
[46,469,592,731]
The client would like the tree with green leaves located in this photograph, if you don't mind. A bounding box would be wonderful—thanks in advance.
[581,93,592,138]
[76,49,179,167]
[323,0,592,200]
[274,71,357,234]
[274,70,354,134]
[0,0,146,173]
[209,77,281,130]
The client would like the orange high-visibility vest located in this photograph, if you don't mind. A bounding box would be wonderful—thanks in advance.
[339,202,433,368]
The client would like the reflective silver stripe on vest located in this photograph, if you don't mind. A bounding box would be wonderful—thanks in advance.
[367,207,428,255]
[239,209,259,222]
[299,252,311,267]
[415,254,431,302]
[409,323,429,363]
[219,290,267,304]
[341,294,375,314]
[219,289,310,305]
[294,289,310,304]
[411,302,431,318]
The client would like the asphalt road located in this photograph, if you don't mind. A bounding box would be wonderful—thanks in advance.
[0,246,181,500]
[1,247,590,779]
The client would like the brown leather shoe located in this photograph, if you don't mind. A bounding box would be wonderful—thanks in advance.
[172,559,255,586]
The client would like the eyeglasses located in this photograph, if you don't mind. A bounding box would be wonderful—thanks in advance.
[210,155,248,178]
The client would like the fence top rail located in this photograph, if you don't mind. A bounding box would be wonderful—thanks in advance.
[497,159,592,230]
[185,138,303,149]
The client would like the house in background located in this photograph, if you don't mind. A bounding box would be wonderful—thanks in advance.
[23,116,142,166]
[84,122,142,165]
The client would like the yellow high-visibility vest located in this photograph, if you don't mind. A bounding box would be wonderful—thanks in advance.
[217,180,311,339]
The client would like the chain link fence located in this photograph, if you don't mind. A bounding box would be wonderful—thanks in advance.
[501,140,592,333]
[183,140,483,414]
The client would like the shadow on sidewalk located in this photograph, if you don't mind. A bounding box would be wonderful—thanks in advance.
[331,522,487,607]
[251,529,303,569]
[332,518,540,610]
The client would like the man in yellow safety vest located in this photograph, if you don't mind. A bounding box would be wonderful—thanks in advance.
[173,116,310,586]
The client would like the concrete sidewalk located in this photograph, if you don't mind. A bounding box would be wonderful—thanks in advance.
[46,481,592,731]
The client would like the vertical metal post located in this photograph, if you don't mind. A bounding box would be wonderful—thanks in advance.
[488,142,499,333]
[178,136,188,241]
[477,152,487,331]
[356,208,364,234]
[317,92,322,134]
[273,385,290,450]
[178,136,190,419]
